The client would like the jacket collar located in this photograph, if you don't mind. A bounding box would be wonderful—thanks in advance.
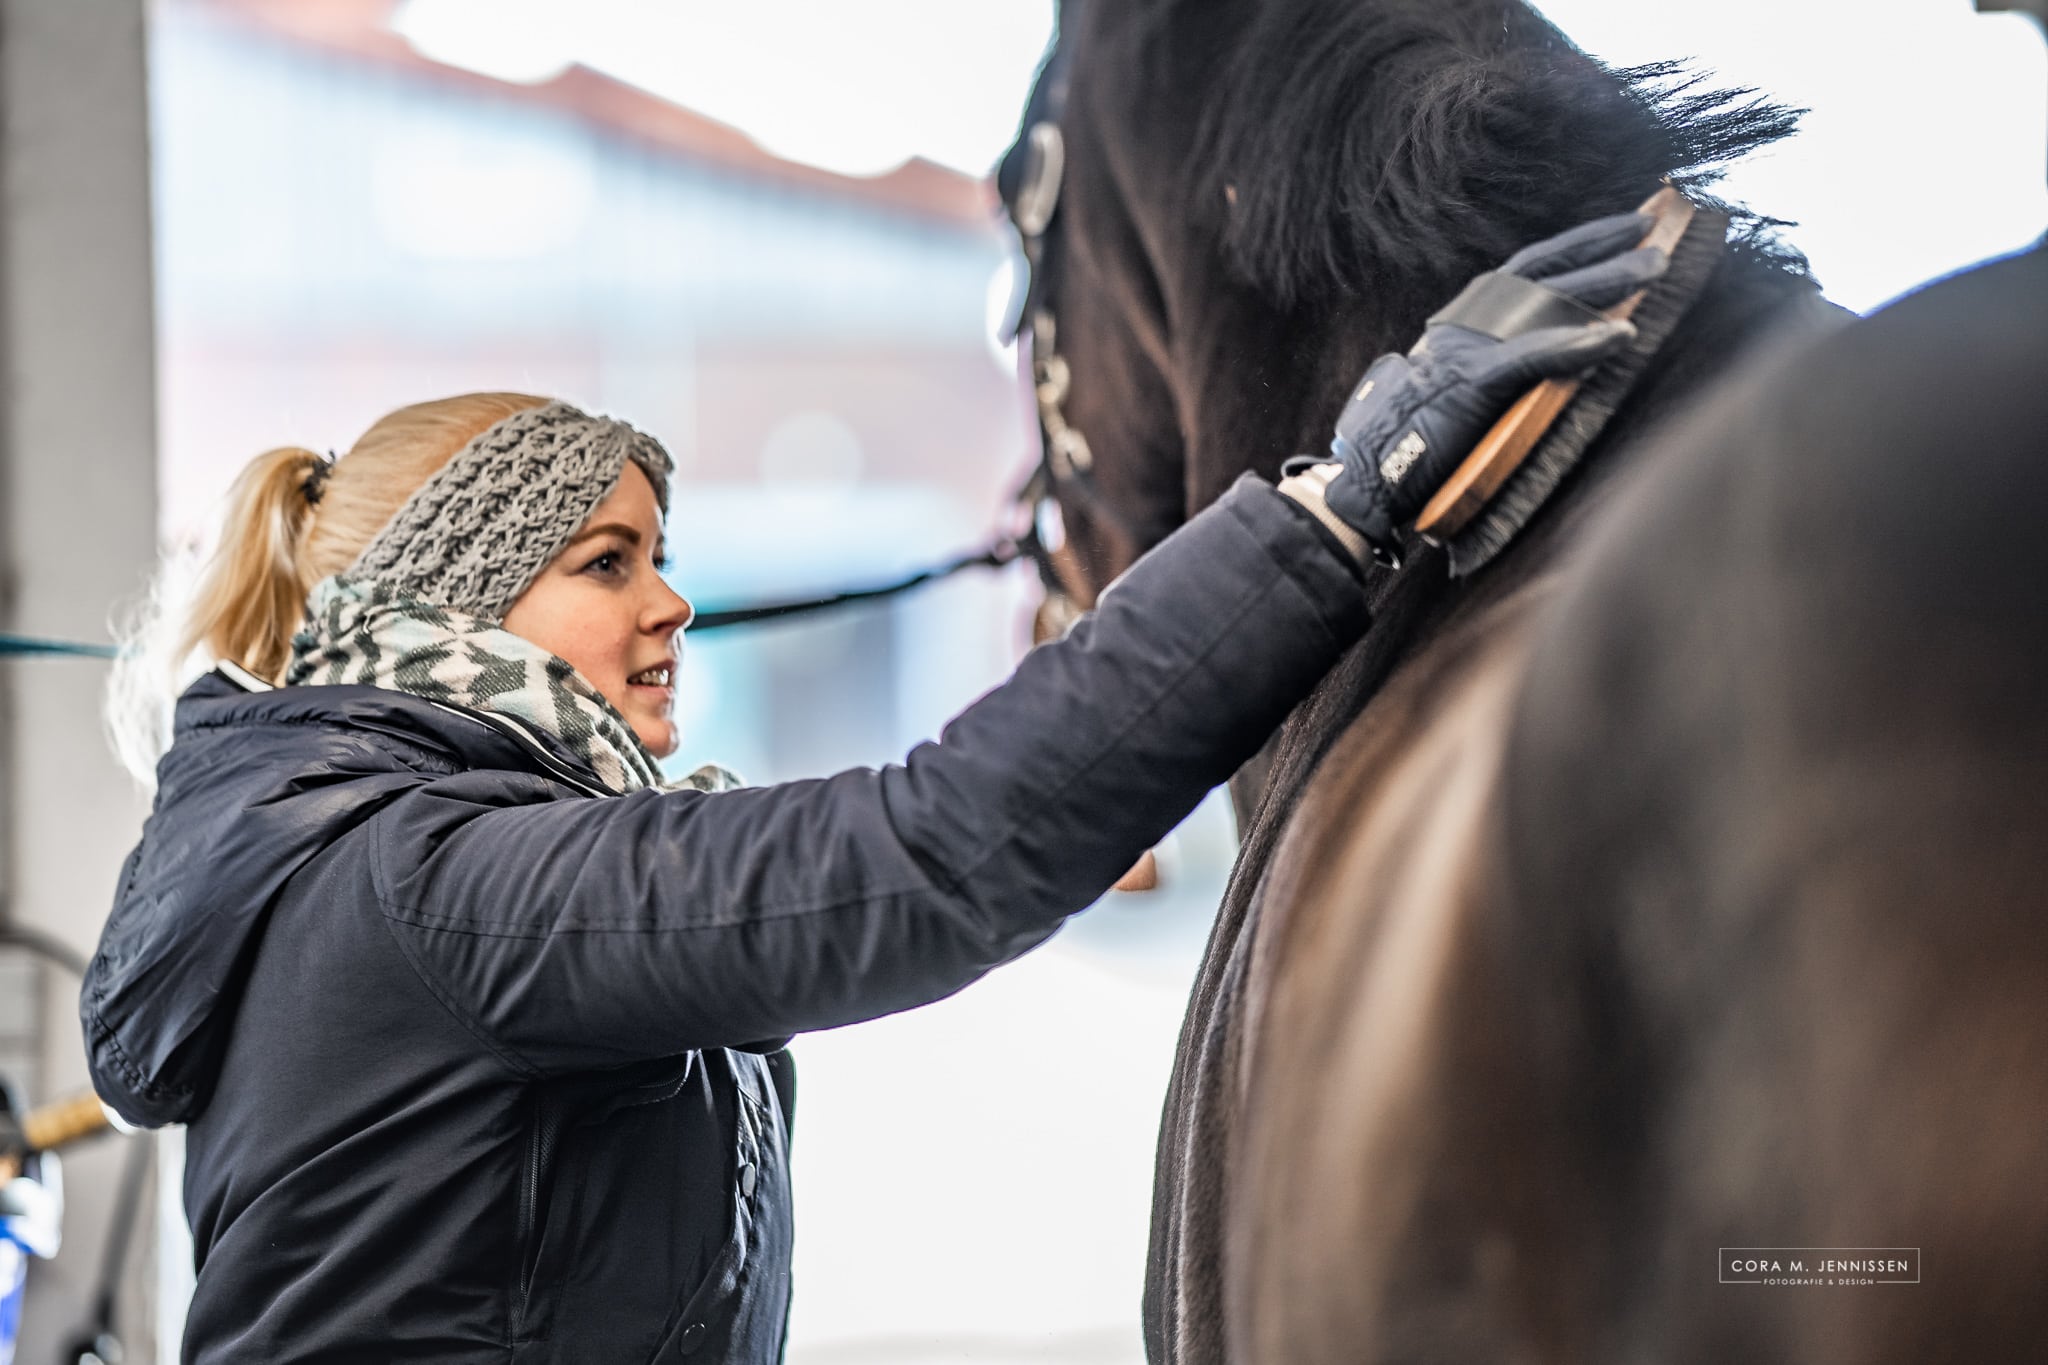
[195,665,609,796]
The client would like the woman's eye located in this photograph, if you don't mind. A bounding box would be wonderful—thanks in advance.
[585,550,624,577]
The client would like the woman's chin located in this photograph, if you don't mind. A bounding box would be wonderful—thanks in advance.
[631,716,679,760]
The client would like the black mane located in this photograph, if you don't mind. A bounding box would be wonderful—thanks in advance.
[1183,2,1809,309]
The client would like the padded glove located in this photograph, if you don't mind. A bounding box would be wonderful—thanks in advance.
[1309,210,1669,564]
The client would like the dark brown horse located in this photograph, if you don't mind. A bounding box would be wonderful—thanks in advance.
[1001,2,2048,1362]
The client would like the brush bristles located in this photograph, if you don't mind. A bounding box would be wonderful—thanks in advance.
[1447,210,1731,575]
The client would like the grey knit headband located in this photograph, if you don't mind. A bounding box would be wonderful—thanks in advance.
[348,401,675,619]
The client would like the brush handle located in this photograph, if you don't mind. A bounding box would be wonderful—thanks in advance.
[1414,186,1694,542]
[1412,379,1582,538]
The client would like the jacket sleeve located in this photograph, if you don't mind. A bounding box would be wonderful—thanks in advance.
[373,475,1369,1074]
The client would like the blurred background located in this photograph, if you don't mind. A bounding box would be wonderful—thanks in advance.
[1,0,2042,1361]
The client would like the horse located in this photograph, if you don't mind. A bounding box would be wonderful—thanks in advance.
[1000,2,2048,1362]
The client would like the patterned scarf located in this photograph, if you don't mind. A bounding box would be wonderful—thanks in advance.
[287,576,739,796]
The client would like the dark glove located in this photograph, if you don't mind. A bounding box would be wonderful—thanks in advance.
[1306,211,1669,565]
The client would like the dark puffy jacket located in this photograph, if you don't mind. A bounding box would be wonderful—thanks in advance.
[80,476,1367,1363]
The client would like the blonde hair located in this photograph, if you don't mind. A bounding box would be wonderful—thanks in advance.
[108,392,549,784]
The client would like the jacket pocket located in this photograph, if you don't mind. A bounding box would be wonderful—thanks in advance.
[513,1057,700,1349]
[642,1057,771,1362]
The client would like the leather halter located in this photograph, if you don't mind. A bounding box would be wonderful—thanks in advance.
[1007,118,1166,640]
[1007,119,1095,638]
[1014,125,1091,488]
[1002,30,1152,639]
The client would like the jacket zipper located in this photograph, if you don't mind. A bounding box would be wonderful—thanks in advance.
[511,1091,562,1341]
[510,1113,538,1340]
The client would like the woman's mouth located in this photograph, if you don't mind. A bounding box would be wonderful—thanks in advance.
[626,664,674,690]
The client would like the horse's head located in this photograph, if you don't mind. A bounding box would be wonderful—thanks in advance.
[998,0,1803,605]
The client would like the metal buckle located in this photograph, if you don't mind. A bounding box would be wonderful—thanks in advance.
[1013,123,1066,238]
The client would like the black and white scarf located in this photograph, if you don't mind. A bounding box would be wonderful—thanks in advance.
[287,576,739,796]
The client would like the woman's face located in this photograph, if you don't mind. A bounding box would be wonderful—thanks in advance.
[501,463,693,758]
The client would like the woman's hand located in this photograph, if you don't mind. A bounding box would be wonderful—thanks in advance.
[1312,211,1669,563]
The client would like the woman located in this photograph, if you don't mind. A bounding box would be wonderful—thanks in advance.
[83,216,1659,1362]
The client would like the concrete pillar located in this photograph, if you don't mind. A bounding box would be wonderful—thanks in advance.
[1,0,161,1359]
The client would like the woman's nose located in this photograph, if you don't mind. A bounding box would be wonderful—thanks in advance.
[649,578,694,633]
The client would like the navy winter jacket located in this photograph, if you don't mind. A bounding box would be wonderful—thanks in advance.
[80,476,1368,1363]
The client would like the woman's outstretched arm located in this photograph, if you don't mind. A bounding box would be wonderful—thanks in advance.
[374,475,1366,1070]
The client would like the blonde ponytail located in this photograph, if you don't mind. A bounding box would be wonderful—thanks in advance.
[107,391,549,785]
[181,446,328,683]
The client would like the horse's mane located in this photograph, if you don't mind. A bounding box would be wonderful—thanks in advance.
[1154,1,1810,311]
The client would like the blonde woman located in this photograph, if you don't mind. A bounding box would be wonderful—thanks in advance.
[82,218,1653,1364]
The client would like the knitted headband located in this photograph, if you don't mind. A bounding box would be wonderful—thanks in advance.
[347,401,675,620]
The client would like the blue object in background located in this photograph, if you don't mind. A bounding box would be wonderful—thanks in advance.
[1,1155,65,1365]
[0,1236,21,1365]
